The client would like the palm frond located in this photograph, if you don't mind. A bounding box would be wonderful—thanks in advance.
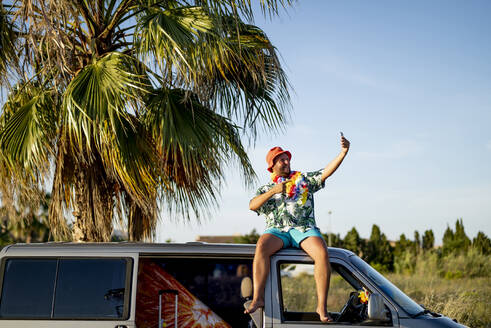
[136,7,291,139]
[0,2,18,84]
[62,52,150,154]
[144,87,255,219]
[48,138,73,241]
[121,193,157,241]
[190,18,291,139]
[99,115,158,218]
[135,5,215,78]
[0,83,60,238]
[0,85,58,174]
[195,0,294,22]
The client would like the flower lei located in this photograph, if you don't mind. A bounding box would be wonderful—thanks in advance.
[271,171,309,205]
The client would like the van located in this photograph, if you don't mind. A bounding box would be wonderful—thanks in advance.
[0,242,466,327]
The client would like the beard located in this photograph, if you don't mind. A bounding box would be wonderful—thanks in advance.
[278,165,291,177]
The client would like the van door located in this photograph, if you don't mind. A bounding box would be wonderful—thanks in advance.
[269,254,398,327]
[0,254,138,328]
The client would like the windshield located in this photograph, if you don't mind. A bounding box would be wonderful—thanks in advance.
[350,256,423,316]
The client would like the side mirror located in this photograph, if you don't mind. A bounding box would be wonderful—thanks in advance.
[367,293,388,321]
[241,277,253,299]
[240,277,263,328]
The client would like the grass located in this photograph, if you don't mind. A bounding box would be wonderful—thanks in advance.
[388,273,489,328]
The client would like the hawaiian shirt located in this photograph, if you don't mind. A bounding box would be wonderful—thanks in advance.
[254,169,325,232]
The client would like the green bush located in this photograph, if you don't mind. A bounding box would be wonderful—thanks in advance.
[394,251,417,274]
[394,247,490,279]
[438,249,490,279]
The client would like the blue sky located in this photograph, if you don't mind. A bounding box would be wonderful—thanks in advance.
[158,0,491,244]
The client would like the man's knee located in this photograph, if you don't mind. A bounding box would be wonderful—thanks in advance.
[314,252,329,265]
[256,235,282,257]
[310,245,330,264]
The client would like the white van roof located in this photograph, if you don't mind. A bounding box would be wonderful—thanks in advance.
[1,242,354,259]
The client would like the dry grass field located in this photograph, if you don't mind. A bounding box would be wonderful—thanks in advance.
[388,273,489,328]
[389,250,490,328]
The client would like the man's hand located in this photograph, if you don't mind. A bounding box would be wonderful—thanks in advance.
[321,133,351,182]
[341,135,350,153]
[249,179,291,211]
[271,179,291,195]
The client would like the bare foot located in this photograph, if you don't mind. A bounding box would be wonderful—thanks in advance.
[244,299,265,314]
[316,307,333,323]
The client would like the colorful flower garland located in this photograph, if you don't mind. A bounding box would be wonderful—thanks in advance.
[271,171,309,205]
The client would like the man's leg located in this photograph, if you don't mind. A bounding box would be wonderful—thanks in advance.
[300,236,332,322]
[244,233,284,314]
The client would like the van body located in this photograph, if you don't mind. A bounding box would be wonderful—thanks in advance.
[0,242,466,327]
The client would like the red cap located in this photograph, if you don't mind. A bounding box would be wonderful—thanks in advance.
[266,147,291,172]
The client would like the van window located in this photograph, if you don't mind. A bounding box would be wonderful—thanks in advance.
[54,259,128,318]
[279,263,355,316]
[278,262,388,325]
[136,258,252,328]
[0,259,57,318]
[0,258,131,320]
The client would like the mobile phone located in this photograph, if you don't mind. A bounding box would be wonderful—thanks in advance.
[340,131,344,137]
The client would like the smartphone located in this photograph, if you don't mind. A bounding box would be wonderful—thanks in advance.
[340,131,344,137]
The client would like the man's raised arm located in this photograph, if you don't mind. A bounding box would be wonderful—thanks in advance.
[321,135,350,183]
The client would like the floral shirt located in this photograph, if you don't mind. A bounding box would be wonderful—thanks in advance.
[254,169,325,232]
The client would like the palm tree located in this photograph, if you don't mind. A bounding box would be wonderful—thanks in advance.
[0,192,51,247]
[0,0,291,242]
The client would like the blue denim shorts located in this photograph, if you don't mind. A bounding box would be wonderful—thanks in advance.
[264,227,323,248]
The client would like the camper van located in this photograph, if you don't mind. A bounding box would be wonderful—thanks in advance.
[0,242,466,327]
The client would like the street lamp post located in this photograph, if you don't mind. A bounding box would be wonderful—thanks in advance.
[327,210,332,247]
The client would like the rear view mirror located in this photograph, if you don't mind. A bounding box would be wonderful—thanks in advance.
[367,293,388,321]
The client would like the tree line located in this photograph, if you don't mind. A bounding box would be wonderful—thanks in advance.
[234,218,491,274]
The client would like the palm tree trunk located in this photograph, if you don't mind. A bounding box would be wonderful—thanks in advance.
[72,161,113,242]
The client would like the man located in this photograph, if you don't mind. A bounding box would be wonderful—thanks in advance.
[245,134,350,322]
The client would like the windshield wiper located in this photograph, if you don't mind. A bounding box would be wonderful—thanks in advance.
[411,308,441,318]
